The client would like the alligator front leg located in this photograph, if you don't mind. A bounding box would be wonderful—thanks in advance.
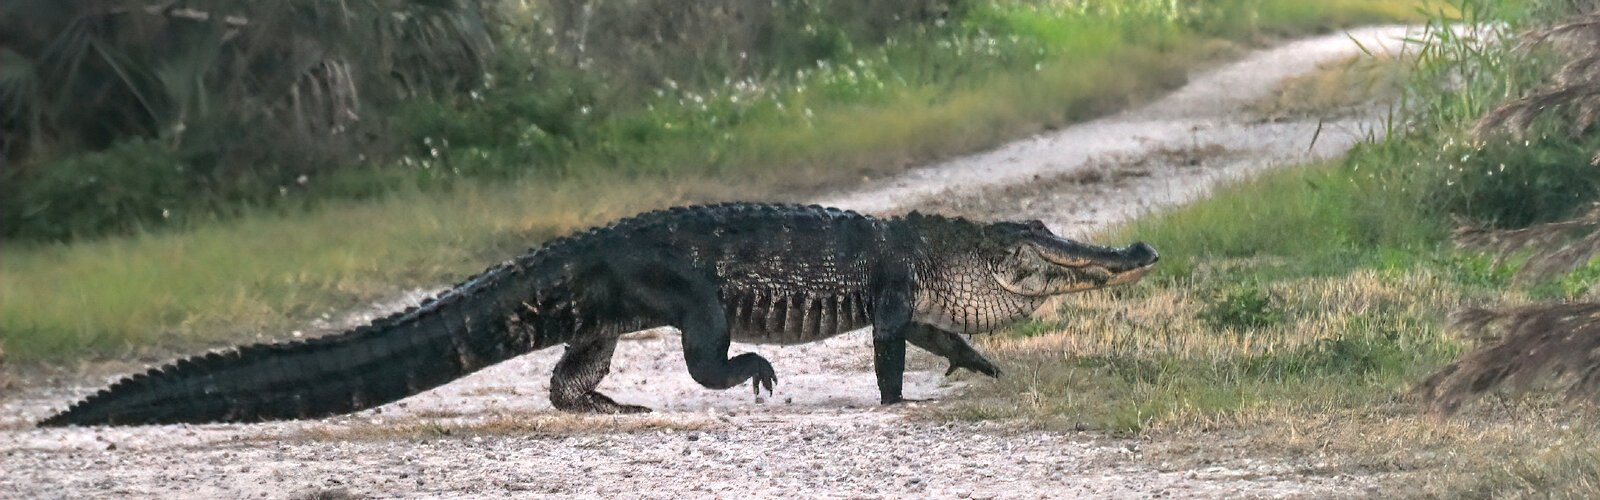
[905,323,1002,378]
[872,271,915,405]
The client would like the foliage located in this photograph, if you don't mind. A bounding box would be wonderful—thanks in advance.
[1197,286,1285,331]
[0,0,498,238]
[2,0,1418,242]
[1455,204,1600,283]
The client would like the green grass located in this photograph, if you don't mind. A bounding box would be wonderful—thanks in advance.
[941,159,1477,432]
[1113,157,1444,280]
[0,176,692,360]
[930,0,1600,495]
[0,0,1429,363]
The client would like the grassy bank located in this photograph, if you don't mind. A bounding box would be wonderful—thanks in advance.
[0,1,1425,363]
[937,0,1600,495]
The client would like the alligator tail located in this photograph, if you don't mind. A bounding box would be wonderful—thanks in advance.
[38,267,535,427]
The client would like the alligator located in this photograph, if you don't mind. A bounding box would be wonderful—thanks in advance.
[39,203,1157,427]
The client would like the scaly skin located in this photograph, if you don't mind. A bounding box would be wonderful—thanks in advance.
[39,202,1157,427]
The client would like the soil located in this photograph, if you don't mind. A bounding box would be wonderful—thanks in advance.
[3,26,1421,499]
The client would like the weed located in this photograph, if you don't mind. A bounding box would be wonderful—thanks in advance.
[1198,286,1286,331]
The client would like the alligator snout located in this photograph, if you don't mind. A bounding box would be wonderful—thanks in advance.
[1126,241,1159,268]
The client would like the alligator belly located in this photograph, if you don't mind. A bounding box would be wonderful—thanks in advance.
[729,323,853,345]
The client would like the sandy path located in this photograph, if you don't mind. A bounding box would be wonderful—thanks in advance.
[821,25,1415,237]
[3,26,1421,499]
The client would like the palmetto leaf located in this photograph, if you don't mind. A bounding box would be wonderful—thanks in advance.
[1475,9,1600,154]
[1454,205,1600,283]
[2,0,498,168]
[0,49,39,117]
[1416,303,1600,416]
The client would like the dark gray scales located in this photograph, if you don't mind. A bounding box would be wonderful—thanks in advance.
[40,202,1157,426]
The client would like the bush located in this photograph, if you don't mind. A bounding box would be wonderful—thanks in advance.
[2,140,191,240]
[536,0,964,94]
[1430,135,1600,228]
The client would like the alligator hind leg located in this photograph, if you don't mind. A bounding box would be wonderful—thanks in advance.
[550,337,650,414]
[602,253,778,395]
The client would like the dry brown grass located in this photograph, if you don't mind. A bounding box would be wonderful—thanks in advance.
[992,268,1455,361]
[1253,53,1409,121]
[1140,401,1600,497]
[946,267,1459,430]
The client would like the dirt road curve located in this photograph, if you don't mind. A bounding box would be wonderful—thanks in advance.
[3,26,1420,499]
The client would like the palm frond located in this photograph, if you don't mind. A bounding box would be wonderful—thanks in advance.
[1415,303,1600,416]
[1454,205,1600,282]
[1474,10,1600,149]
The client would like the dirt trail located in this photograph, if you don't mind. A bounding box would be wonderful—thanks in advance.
[821,25,1414,237]
[4,26,1420,499]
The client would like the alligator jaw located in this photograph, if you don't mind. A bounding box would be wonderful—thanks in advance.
[1035,238,1158,274]
[995,238,1159,297]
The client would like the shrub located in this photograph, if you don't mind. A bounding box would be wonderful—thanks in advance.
[1197,286,1286,331]
[2,139,190,240]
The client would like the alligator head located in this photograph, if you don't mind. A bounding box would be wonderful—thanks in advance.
[905,213,1158,334]
[988,219,1158,296]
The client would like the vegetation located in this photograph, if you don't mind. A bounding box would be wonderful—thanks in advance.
[0,0,499,240]
[0,0,1421,363]
[2,0,1418,242]
[25,0,1600,494]
[933,0,1600,495]
[30,0,1600,494]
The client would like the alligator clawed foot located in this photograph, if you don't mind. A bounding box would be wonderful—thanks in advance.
[555,390,652,414]
[944,360,1003,378]
[749,360,778,397]
[880,396,935,406]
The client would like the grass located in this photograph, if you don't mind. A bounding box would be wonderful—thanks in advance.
[948,243,1471,427]
[928,0,1600,494]
[0,0,1429,363]
[930,155,1600,496]
[0,175,705,361]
